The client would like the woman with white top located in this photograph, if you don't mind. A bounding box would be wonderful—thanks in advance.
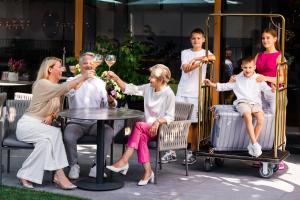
[106,64,175,186]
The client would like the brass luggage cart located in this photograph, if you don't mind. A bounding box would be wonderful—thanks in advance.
[196,13,290,178]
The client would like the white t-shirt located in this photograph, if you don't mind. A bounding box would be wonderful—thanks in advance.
[177,48,212,98]
[125,83,175,124]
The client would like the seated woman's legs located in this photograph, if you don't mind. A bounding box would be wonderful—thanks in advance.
[17,117,75,189]
[109,122,154,181]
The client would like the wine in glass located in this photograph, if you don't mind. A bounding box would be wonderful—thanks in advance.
[90,54,103,69]
[105,54,116,71]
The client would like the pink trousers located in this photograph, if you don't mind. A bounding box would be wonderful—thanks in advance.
[127,121,156,164]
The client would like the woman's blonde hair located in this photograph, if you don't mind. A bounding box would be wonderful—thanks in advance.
[149,64,171,84]
[33,57,62,88]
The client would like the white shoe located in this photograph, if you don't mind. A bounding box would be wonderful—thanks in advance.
[137,172,154,186]
[247,143,254,156]
[68,164,80,179]
[89,164,107,178]
[252,143,262,158]
[106,163,129,175]
[182,151,197,165]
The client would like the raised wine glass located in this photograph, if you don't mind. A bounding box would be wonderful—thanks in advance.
[105,54,116,71]
[93,54,103,69]
[90,54,103,69]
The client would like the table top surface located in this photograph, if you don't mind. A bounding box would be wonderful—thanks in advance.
[0,80,34,86]
[58,107,144,120]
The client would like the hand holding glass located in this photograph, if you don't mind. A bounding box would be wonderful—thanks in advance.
[105,55,116,71]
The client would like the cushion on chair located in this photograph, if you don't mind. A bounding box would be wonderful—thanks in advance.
[2,130,34,148]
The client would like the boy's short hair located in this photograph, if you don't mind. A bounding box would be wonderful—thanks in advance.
[241,56,254,66]
[191,28,205,37]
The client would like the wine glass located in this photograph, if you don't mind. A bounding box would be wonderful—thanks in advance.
[90,54,103,69]
[105,54,116,71]
[69,65,76,75]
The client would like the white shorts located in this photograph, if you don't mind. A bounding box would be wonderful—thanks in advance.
[176,96,199,123]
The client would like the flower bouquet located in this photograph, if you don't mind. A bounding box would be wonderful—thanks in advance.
[100,71,125,100]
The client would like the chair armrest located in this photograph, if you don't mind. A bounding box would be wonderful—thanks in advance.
[157,120,192,151]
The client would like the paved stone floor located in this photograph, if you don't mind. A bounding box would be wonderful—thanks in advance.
[1,127,300,200]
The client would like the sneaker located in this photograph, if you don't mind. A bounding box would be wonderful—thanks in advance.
[252,143,262,158]
[89,164,107,178]
[161,150,177,164]
[278,161,285,170]
[69,164,80,179]
[182,151,197,165]
[247,143,254,156]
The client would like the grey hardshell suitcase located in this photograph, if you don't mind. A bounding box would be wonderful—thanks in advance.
[210,105,275,151]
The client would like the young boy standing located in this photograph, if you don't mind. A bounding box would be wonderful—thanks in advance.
[161,28,215,164]
[205,57,274,157]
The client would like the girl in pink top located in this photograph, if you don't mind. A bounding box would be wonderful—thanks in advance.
[255,28,285,113]
[255,27,286,170]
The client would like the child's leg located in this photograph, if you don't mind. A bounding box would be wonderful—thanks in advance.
[243,112,256,144]
[252,111,264,141]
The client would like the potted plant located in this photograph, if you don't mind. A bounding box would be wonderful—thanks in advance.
[7,58,26,81]
[95,34,149,110]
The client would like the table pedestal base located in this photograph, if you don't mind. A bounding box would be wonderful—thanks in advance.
[76,177,124,191]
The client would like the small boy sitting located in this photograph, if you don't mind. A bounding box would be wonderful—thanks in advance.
[204,56,274,157]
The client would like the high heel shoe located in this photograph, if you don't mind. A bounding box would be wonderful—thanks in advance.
[137,172,154,186]
[19,179,34,189]
[53,177,77,190]
[106,163,129,175]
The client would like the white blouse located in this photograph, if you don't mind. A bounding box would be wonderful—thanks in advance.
[125,83,175,124]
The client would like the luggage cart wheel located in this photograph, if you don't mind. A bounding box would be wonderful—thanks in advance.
[204,158,213,171]
[259,162,273,178]
[215,158,224,167]
[272,164,279,173]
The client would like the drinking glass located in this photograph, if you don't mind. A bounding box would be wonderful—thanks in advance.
[105,55,116,71]
[90,54,103,69]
